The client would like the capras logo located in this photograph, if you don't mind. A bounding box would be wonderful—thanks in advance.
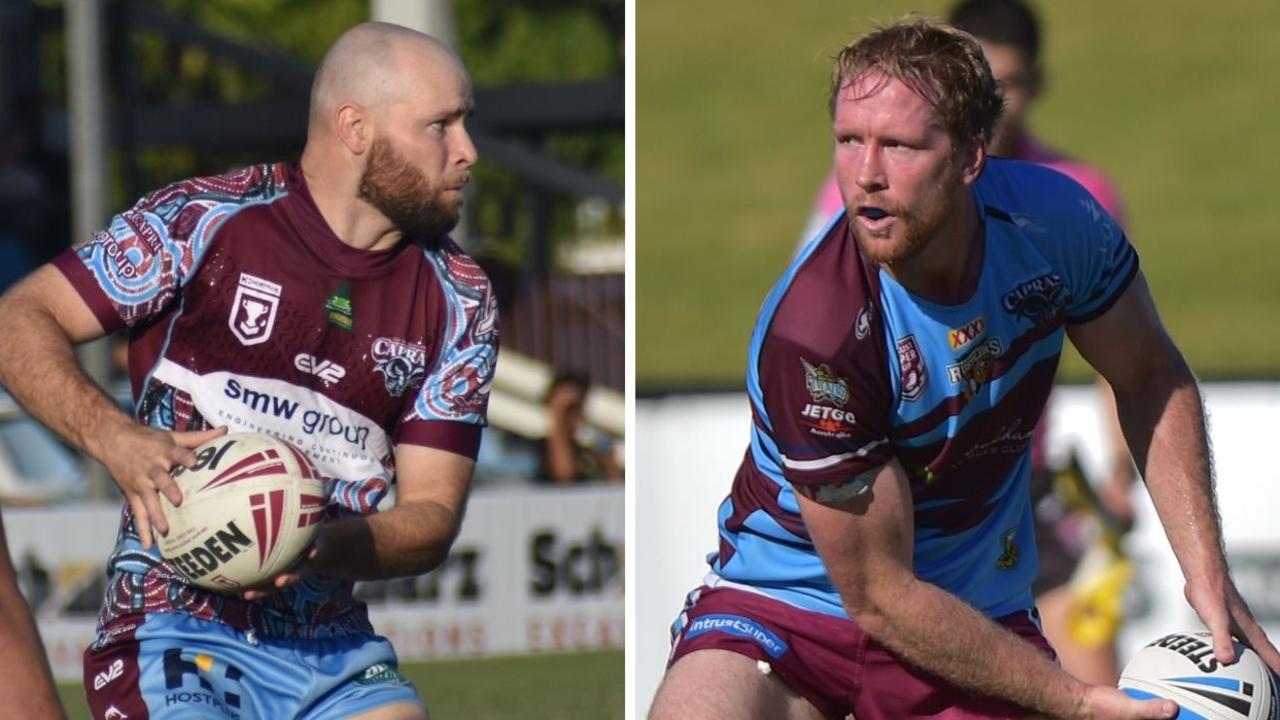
[294,353,346,385]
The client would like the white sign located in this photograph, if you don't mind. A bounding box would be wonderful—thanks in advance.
[4,485,623,681]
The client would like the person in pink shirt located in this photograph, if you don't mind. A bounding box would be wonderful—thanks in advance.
[798,0,1137,686]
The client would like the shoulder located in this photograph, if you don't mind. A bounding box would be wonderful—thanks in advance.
[131,163,288,217]
[415,237,494,301]
[976,158,1116,236]
[761,213,877,354]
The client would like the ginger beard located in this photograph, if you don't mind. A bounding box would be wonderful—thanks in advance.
[848,157,963,267]
[358,135,463,241]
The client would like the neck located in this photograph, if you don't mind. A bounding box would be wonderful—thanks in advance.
[299,148,403,252]
[882,191,982,305]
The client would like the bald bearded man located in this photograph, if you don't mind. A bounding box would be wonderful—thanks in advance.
[0,22,496,720]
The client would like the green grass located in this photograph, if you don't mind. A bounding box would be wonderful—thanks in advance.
[637,0,1280,385]
[57,650,623,720]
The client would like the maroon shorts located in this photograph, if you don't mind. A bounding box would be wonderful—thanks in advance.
[668,585,1056,720]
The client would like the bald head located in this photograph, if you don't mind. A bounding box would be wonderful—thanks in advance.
[308,22,466,132]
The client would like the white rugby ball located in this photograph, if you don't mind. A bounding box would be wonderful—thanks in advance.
[157,432,328,593]
[1119,630,1278,720]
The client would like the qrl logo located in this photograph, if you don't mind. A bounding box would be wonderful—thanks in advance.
[229,273,281,346]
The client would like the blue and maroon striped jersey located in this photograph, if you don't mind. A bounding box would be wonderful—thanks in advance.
[711,158,1136,620]
[55,162,498,643]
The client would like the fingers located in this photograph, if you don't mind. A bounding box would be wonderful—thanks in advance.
[171,426,228,449]
[142,487,169,539]
[1229,600,1280,675]
[129,496,154,551]
[1190,592,1238,665]
[1138,698,1178,719]
[153,466,183,506]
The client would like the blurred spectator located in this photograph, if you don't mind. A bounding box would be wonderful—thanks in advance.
[0,113,39,293]
[537,372,623,484]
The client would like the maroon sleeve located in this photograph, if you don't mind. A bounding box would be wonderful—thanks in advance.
[752,220,896,499]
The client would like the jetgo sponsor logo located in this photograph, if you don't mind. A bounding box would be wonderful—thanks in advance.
[801,358,849,407]
[686,614,789,659]
[94,658,125,690]
[800,403,855,439]
[948,315,985,350]
[1002,272,1065,326]
[372,337,428,397]
[946,337,1003,401]
[896,335,927,402]
[294,353,346,386]
[229,272,281,346]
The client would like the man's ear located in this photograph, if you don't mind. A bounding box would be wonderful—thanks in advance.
[335,102,372,156]
[960,135,988,185]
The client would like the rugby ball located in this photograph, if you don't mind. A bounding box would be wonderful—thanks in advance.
[157,432,328,593]
[1119,630,1278,720]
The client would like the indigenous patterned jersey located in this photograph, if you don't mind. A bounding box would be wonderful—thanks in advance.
[712,158,1136,620]
[55,163,498,644]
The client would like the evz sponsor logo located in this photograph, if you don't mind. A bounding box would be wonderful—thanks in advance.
[946,338,1004,401]
[229,273,281,346]
[948,315,985,350]
[371,337,427,397]
[686,614,789,659]
[1001,272,1065,326]
[896,336,927,402]
[801,358,849,406]
[294,353,346,385]
[94,658,125,690]
[800,403,856,439]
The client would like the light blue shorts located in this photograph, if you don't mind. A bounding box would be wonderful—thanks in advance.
[84,613,425,719]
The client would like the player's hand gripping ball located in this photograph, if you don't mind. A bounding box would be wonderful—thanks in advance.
[156,432,328,593]
[1119,630,1278,720]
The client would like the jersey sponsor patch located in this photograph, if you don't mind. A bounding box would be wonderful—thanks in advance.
[94,658,125,690]
[948,315,986,350]
[294,353,346,386]
[801,358,849,406]
[1001,272,1065,326]
[896,335,927,401]
[354,662,410,686]
[799,403,856,439]
[229,273,281,346]
[946,337,1004,401]
[372,337,427,397]
[685,614,789,659]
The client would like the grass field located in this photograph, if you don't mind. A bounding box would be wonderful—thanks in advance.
[56,649,623,720]
[637,0,1280,386]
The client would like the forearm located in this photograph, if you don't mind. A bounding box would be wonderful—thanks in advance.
[0,592,65,718]
[545,427,578,483]
[0,299,128,462]
[1113,354,1225,582]
[310,500,461,580]
[852,575,1086,718]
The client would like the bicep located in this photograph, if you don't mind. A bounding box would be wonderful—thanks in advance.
[794,458,916,613]
[392,443,475,514]
[0,264,105,343]
[1067,270,1180,393]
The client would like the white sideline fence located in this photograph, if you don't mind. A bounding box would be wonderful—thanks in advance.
[4,484,623,682]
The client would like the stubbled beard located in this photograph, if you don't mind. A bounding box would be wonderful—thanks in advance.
[850,167,958,265]
[358,136,460,241]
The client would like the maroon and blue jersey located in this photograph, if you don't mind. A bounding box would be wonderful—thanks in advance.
[55,162,498,644]
[711,158,1136,620]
